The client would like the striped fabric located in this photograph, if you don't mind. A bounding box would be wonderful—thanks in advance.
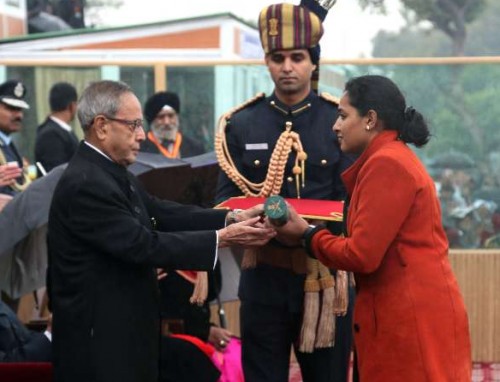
[258,3,323,54]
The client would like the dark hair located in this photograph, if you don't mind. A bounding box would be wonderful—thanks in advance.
[49,82,78,112]
[344,75,430,147]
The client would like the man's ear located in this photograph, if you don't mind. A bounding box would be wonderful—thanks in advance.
[69,101,77,116]
[93,116,108,140]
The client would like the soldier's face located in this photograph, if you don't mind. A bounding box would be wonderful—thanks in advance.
[0,102,24,135]
[266,49,316,97]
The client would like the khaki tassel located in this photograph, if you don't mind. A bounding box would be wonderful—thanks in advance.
[315,262,336,348]
[333,270,349,316]
[349,271,356,288]
[241,248,258,269]
[299,258,320,353]
[189,271,208,306]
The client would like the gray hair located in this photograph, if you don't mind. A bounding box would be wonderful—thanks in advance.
[77,80,132,132]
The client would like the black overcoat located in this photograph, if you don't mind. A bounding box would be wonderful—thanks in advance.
[48,142,227,382]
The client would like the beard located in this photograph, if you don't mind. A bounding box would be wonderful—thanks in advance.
[152,122,179,141]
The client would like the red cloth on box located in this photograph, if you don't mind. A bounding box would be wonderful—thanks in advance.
[215,196,343,221]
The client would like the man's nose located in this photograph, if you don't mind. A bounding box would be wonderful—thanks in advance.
[282,58,293,71]
[12,110,23,119]
[136,126,146,141]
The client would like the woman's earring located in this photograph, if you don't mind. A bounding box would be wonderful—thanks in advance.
[365,125,371,131]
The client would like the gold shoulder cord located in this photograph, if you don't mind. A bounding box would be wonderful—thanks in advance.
[0,149,31,192]
[215,93,308,198]
[320,92,340,106]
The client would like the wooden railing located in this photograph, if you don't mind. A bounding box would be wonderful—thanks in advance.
[449,250,500,362]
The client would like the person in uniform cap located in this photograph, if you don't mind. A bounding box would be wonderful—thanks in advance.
[141,91,204,158]
[215,1,354,381]
[0,80,31,198]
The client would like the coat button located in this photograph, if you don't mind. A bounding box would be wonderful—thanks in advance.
[353,323,360,333]
[254,159,260,167]
[287,176,294,183]
[134,206,141,214]
[321,159,327,166]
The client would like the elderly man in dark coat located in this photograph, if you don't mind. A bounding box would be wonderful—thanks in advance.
[47,80,275,382]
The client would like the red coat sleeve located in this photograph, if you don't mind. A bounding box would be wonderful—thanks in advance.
[312,154,418,274]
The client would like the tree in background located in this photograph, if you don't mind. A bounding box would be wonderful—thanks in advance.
[359,0,486,56]
[357,0,494,160]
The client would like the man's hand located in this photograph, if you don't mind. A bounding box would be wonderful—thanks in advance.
[156,268,167,281]
[208,326,233,352]
[237,204,265,222]
[0,163,22,187]
[218,216,276,248]
[226,204,265,225]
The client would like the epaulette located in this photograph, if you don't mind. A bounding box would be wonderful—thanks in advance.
[217,93,266,128]
[320,92,340,106]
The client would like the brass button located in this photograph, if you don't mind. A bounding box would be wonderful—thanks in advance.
[254,159,260,166]
[321,159,327,166]
[287,176,294,183]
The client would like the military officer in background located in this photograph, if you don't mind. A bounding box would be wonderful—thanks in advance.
[215,1,354,381]
[0,80,31,198]
[141,91,204,158]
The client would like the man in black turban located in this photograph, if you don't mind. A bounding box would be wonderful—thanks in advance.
[141,91,204,158]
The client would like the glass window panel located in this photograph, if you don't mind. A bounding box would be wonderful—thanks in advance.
[120,67,154,107]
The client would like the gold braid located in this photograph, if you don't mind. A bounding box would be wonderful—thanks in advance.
[0,148,31,192]
[215,94,308,198]
[320,92,340,105]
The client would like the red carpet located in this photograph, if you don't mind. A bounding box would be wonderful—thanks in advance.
[289,362,500,382]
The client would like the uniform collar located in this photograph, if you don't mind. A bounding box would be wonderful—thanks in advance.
[268,91,314,117]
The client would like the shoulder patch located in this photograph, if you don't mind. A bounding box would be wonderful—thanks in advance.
[320,92,340,106]
[219,92,266,122]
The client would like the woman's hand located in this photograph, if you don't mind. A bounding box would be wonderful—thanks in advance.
[271,204,309,247]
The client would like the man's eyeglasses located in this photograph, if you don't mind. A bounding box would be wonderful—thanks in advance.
[105,116,144,133]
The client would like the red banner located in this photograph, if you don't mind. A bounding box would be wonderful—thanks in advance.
[215,196,343,222]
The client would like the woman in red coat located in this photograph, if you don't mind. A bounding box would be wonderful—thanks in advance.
[274,75,471,381]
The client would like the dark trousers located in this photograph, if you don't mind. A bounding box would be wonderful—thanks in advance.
[241,295,353,382]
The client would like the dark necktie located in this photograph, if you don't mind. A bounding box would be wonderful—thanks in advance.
[4,141,22,166]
